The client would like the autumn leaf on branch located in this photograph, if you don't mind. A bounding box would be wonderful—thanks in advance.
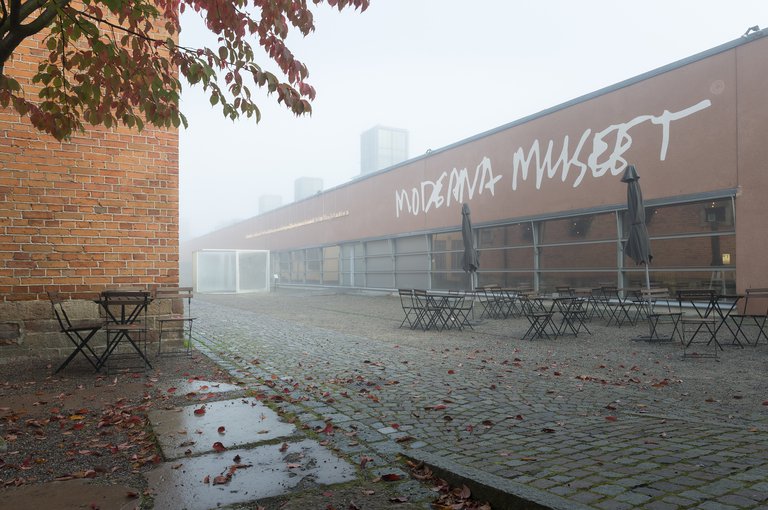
[0,0,370,140]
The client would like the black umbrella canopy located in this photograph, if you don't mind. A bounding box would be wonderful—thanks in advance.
[622,165,652,290]
[461,203,479,273]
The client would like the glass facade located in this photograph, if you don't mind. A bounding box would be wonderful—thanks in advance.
[195,250,270,293]
[273,196,736,294]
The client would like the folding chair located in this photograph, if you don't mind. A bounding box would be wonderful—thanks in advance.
[556,297,591,336]
[636,288,681,342]
[602,287,636,327]
[398,289,423,329]
[155,287,197,355]
[446,290,474,330]
[677,289,719,358]
[413,289,445,331]
[586,287,609,320]
[48,291,104,373]
[498,288,522,318]
[520,296,555,340]
[729,288,768,346]
[477,285,503,319]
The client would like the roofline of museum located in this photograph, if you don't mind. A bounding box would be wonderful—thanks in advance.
[192,27,766,239]
[347,27,767,185]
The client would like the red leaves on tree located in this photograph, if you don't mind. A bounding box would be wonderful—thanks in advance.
[0,0,371,140]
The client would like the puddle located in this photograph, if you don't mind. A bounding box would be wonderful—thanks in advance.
[149,398,296,460]
[145,439,357,510]
[157,379,242,396]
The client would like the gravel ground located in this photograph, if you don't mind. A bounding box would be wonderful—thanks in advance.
[0,353,242,507]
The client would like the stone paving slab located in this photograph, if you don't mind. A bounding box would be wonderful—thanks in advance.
[190,291,768,509]
[149,397,298,460]
[145,439,357,510]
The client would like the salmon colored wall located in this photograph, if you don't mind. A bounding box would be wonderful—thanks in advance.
[734,36,768,291]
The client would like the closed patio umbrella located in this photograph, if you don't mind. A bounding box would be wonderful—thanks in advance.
[621,164,652,291]
[461,203,479,289]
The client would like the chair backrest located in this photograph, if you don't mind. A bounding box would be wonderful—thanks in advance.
[412,289,430,305]
[742,288,768,315]
[47,291,72,330]
[398,289,414,307]
[677,289,716,302]
[154,286,193,312]
[154,286,193,300]
[641,288,674,310]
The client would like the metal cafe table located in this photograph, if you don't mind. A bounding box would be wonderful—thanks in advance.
[94,289,153,370]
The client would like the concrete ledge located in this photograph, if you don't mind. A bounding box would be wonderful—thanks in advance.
[404,450,592,510]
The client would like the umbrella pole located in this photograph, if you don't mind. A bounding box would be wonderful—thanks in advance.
[644,263,651,292]
[643,263,652,325]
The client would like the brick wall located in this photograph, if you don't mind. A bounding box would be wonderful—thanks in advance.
[0,32,179,359]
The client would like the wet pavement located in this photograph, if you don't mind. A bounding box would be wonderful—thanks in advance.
[184,289,768,510]
[149,397,298,459]
[145,437,357,510]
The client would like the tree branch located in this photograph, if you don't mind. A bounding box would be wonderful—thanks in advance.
[74,8,162,44]
[1,0,67,72]
[1,0,9,27]
[8,0,18,27]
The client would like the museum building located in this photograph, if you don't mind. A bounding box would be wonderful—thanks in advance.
[182,29,768,295]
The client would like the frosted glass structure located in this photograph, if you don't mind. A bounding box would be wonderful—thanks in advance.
[194,250,270,293]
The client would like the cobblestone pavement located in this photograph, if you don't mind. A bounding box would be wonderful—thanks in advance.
[191,289,768,510]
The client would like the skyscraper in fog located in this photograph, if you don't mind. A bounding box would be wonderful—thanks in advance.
[258,194,282,214]
[360,125,409,175]
[294,177,323,201]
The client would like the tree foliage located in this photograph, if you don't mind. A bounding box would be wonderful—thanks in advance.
[0,0,369,140]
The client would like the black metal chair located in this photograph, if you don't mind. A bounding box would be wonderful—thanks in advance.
[477,285,503,319]
[555,297,591,336]
[155,287,197,356]
[48,291,104,373]
[413,289,444,331]
[398,289,423,330]
[729,288,768,346]
[602,286,636,327]
[677,289,719,358]
[446,290,474,330]
[520,296,555,340]
[636,288,681,342]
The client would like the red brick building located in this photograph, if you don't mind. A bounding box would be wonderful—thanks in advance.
[1,33,179,358]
